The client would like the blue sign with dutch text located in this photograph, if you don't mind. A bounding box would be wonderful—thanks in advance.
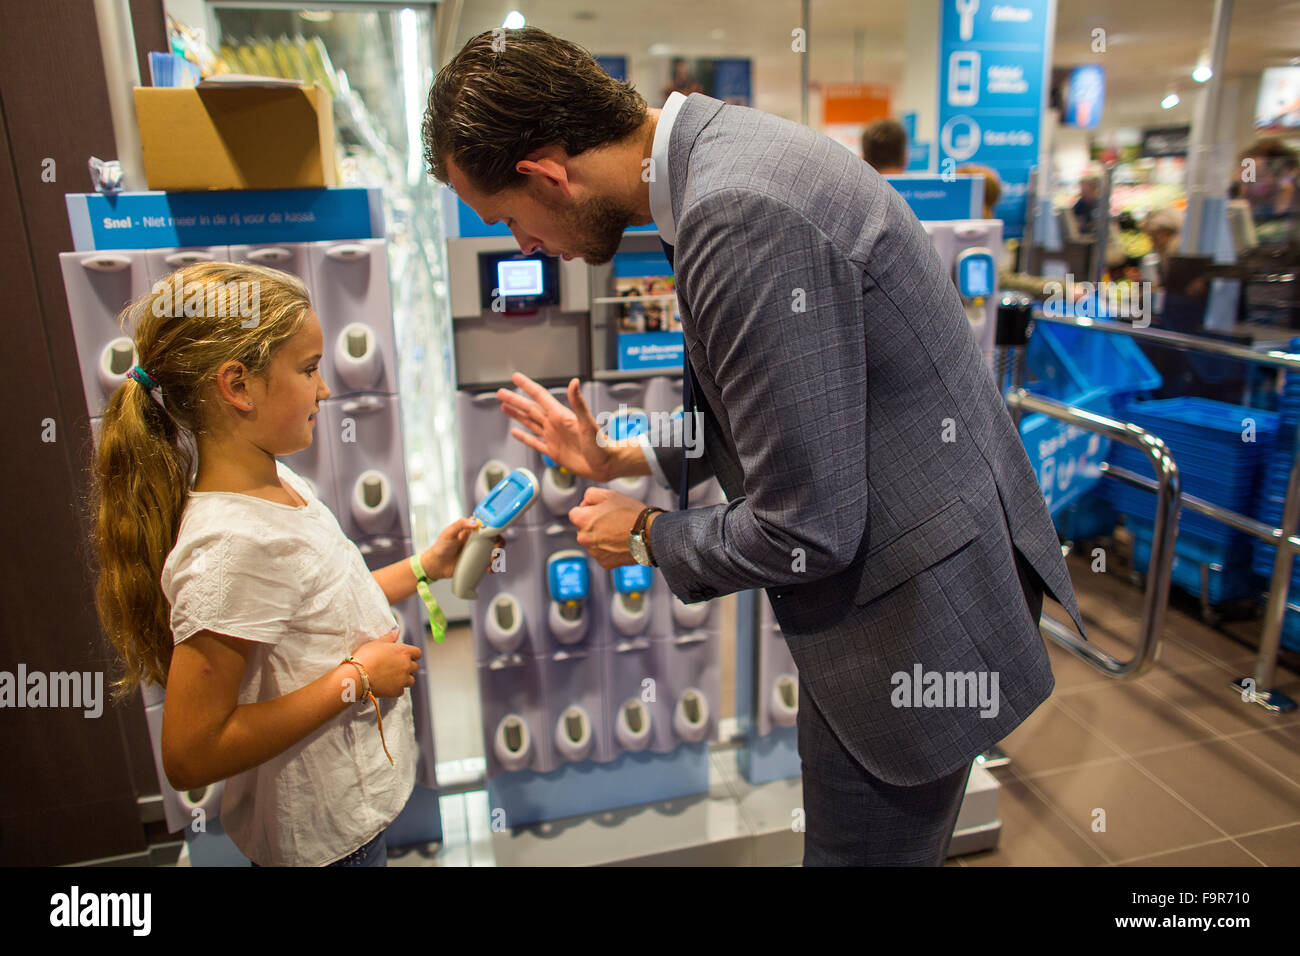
[937,0,1055,238]
[883,175,984,221]
[66,188,383,251]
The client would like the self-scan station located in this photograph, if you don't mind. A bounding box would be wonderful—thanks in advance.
[446,200,724,826]
[445,179,1004,845]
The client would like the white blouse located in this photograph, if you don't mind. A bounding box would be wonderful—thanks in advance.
[160,460,415,866]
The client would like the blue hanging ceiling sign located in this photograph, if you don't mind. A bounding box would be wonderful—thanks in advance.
[1064,65,1105,129]
[937,0,1056,239]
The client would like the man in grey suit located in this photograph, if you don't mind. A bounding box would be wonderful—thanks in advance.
[423,27,1086,865]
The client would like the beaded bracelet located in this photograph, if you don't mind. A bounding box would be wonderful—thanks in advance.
[343,656,393,765]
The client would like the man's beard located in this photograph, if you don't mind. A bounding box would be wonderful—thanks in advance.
[550,192,637,265]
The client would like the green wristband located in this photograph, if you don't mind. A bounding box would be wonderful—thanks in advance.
[410,553,447,643]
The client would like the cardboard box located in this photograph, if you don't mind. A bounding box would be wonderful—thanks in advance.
[133,84,338,191]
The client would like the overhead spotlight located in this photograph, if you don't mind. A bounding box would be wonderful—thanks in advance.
[1193,64,1212,83]
[503,10,525,29]
[1161,92,1180,110]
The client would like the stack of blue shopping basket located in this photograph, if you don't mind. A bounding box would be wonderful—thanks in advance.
[1251,337,1300,651]
[1106,398,1279,607]
[1020,322,1161,536]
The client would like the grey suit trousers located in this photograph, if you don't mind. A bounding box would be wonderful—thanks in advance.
[799,675,972,866]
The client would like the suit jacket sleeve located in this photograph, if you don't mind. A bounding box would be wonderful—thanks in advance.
[642,424,715,494]
[649,186,868,603]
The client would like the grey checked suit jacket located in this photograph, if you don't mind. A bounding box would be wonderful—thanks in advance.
[647,94,1088,787]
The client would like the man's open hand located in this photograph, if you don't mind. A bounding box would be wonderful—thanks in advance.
[496,373,615,482]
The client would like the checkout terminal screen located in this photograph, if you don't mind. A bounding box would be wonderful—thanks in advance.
[960,255,993,298]
[497,259,544,297]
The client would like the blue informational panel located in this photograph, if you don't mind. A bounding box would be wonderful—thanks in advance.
[596,56,628,81]
[936,0,1055,238]
[900,111,933,172]
[619,331,685,371]
[907,142,934,173]
[710,59,752,105]
[883,174,984,220]
[66,188,383,251]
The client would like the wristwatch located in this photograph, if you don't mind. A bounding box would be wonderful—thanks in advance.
[629,506,665,567]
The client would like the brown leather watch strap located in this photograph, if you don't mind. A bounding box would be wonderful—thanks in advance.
[635,506,665,566]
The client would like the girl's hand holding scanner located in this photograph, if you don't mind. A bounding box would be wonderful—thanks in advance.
[452,467,539,599]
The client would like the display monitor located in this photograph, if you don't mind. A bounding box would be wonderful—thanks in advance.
[478,251,561,313]
[956,249,995,300]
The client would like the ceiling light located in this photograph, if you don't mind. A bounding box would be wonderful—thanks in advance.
[503,11,525,29]
[1161,92,1180,109]
[1193,64,1212,82]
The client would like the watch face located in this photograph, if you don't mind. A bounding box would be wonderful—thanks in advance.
[629,534,651,566]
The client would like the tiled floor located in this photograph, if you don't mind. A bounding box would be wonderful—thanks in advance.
[425,555,1300,866]
[954,551,1300,867]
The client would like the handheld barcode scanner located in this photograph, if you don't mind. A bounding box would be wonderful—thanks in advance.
[451,467,539,599]
[547,550,591,644]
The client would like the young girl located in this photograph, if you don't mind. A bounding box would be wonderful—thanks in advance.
[91,261,481,867]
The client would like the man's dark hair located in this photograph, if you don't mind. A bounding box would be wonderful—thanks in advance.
[861,119,908,172]
[422,27,648,194]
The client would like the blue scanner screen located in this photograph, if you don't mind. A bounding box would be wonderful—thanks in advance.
[961,255,993,298]
[613,564,652,592]
[551,558,588,600]
[479,473,531,524]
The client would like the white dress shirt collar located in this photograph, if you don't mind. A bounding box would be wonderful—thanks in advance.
[649,92,687,245]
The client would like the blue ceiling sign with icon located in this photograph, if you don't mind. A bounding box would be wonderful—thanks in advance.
[937,0,1055,238]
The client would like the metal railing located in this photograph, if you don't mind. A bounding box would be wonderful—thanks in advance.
[1018,312,1300,712]
[1006,389,1180,679]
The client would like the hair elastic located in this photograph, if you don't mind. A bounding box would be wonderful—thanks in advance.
[127,365,158,391]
